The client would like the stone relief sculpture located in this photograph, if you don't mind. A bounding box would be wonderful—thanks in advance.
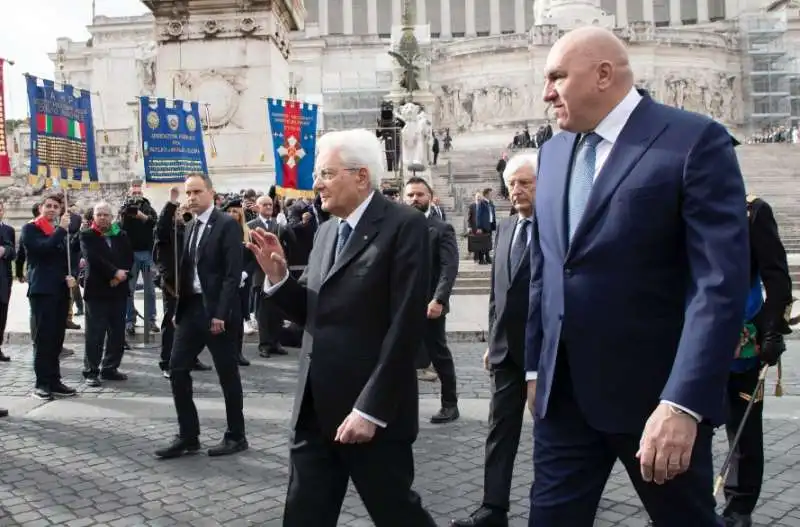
[173,69,245,130]
[395,103,427,170]
[417,110,433,164]
[134,42,158,95]
[434,80,545,132]
[658,70,742,124]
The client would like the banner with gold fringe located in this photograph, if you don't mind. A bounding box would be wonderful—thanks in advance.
[267,98,317,199]
[25,75,99,189]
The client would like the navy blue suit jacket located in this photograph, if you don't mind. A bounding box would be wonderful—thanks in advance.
[525,95,749,432]
[20,222,71,297]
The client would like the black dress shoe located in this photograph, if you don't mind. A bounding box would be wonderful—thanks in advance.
[32,387,53,400]
[51,382,77,397]
[100,370,128,381]
[237,356,251,366]
[208,437,249,457]
[0,349,10,362]
[0,408,8,418]
[270,345,288,356]
[724,512,753,527]
[155,436,201,459]
[192,361,212,371]
[431,406,460,424]
[451,506,508,527]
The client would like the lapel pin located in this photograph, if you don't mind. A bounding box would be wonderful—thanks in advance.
[363,235,367,240]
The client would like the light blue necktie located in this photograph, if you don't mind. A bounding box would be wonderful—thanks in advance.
[335,220,352,260]
[568,132,602,241]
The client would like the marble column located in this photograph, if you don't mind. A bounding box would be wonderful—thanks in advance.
[416,0,427,24]
[616,0,628,26]
[669,0,681,25]
[319,0,329,34]
[465,0,476,36]
[392,0,402,25]
[441,0,452,37]
[696,0,709,22]
[643,0,655,22]
[515,0,526,32]
[724,0,738,18]
[490,0,501,34]
[367,0,377,33]
[343,0,353,34]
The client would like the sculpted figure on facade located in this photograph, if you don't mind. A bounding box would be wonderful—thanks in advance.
[658,70,741,125]
[417,110,433,164]
[134,41,158,95]
[395,103,427,170]
[173,69,245,130]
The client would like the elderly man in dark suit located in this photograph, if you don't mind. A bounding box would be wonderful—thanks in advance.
[247,194,295,357]
[79,202,134,387]
[21,193,78,400]
[404,176,460,424]
[0,202,16,362]
[452,153,538,527]
[249,128,437,527]
[154,172,247,460]
[526,28,748,525]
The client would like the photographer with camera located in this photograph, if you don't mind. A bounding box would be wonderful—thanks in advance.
[119,180,159,336]
[153,186,211,377]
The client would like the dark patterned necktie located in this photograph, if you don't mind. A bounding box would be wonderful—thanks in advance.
[189,220,202,267]
[336,221,352,259]
[510,218,530,272]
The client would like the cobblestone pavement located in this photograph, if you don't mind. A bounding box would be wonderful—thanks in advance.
[0,343,799,526]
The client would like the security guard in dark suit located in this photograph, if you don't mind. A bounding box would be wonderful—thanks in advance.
[723,192,793,527]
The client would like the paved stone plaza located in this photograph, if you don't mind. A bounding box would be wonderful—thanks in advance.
[0,341,799,527]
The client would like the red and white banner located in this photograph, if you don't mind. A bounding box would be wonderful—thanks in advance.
[0,58,11,176]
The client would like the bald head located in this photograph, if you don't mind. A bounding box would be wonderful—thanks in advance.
[543,27,634,133]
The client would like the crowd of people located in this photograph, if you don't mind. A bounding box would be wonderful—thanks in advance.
[0,26,794,527]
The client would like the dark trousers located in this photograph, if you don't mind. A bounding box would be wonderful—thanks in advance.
[159,291,177,371]
[232,283,251,357]
[71,284,83,313]
[170,295,245,441]
[30,293,70,389]
[483,358,526,511]
[432,151,439,165]
[0,300,8,345]
[724,366,764,516]
[530,356,719,526]
[255,288,283,349]
[421,315,458,407]
[83,296,127,376]
[283,390,437,527]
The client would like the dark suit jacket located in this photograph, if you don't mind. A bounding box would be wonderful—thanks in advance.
[20,222,72,297]
[0,223,16,303]
[267,192,430,441]
[488,215,533,367]
[427,214,458,314]
[153,202,185,296]
[79,228,134,302]
[247,216,295,287]
[468,201,492,232]
[525,93,749,432]
[176,208,243,325]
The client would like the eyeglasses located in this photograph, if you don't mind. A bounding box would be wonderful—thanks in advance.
[314,167,361,182]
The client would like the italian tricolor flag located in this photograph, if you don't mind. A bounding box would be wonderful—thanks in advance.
[36,113,85,140]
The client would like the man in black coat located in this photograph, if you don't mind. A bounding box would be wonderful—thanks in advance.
[404,176,460,424]
[0,202,16,362]
[20,193,78,400]
[79,202,134,386]
[249,129,436,526]
[453,153,537,527]
[153,187,211,376]
[155,173,247,459]
[247,194,295,357]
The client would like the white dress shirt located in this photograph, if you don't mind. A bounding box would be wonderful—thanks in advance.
[263,191,387,427]
[525,87,701,422]
[190,206,214,294]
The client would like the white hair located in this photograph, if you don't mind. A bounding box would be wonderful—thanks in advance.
[503,152,538,188]
[317,129,383,189]
[93,201,112,214]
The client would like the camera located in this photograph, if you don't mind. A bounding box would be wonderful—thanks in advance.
[182,211,193,223]
[121,196,145,217]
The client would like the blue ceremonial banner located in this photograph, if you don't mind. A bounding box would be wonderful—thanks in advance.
[267,98,318,198]
[26,75,99,188]
[140,97,208,184]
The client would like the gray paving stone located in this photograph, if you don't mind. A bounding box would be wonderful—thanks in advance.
[1,342,799,526]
